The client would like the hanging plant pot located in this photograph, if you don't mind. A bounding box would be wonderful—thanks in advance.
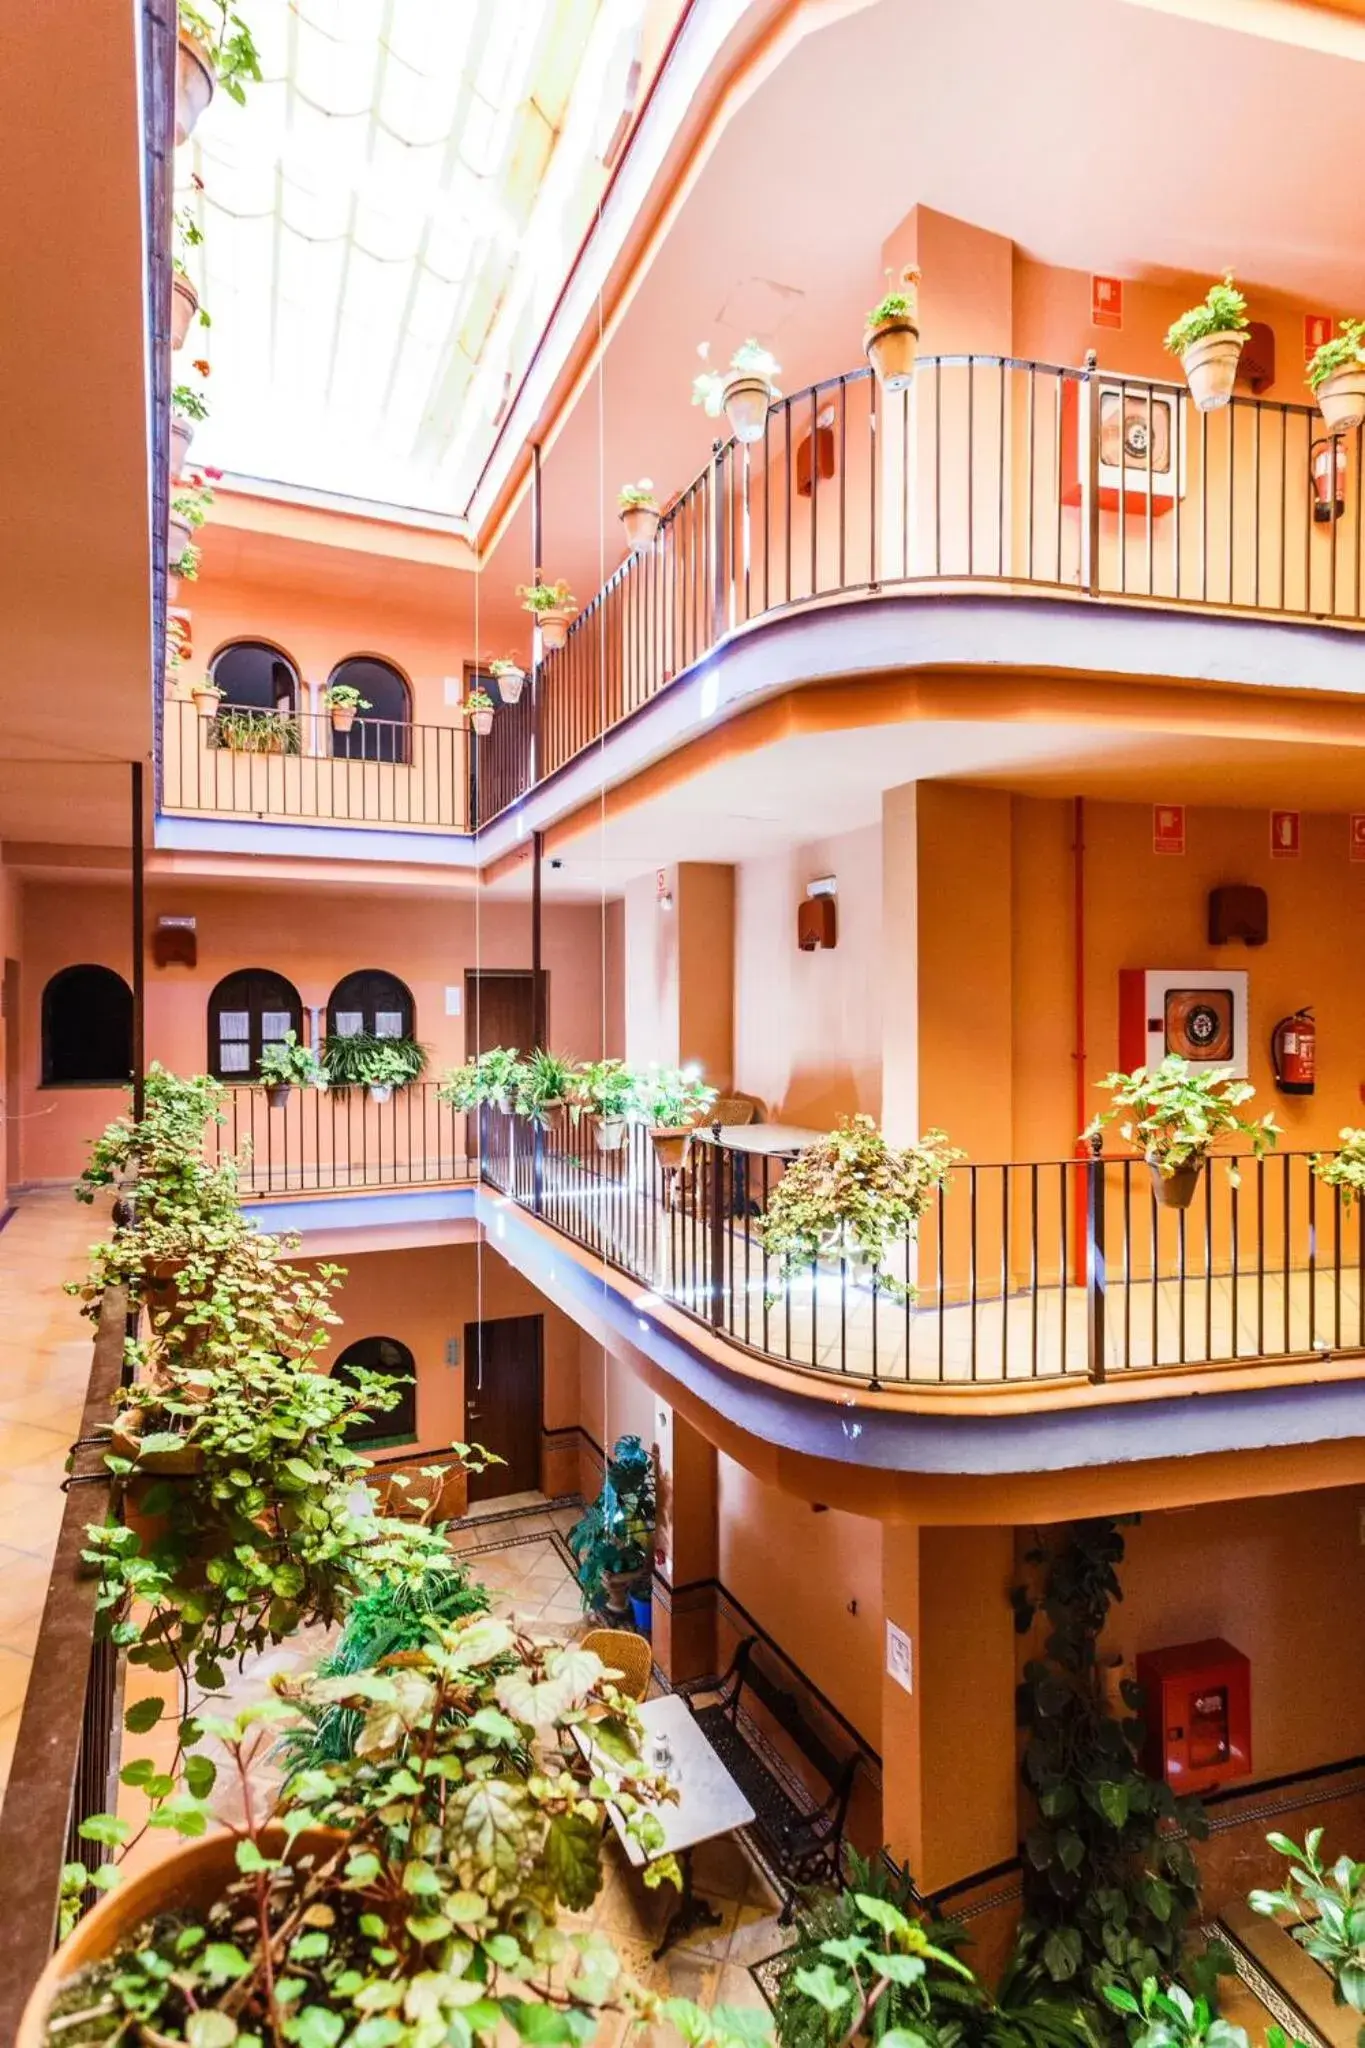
[191,687,221,718]
[863,315,919,392]
[1148,1157,1203,1210]
[595,1114,628,1153]
[369,1083,393,1104]
[1178,330,1246,413]
[1316,367,1365,435]
[330,704,357,734]
[170,411,194,479]
[620,503,661,551]
[470,708,494,736]
[171,270,199,352]
[495,667,525,705]
[538,607,575,652]
[649,1125,691,1173]
[168,508,193,560]
[266,1082,292,1111]
[721,372,773,444]
[174,27,216,146]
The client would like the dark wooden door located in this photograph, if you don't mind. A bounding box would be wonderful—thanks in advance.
[464,1314,543,1501]
[463,969,546,1058]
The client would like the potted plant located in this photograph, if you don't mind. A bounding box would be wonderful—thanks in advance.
[618,479,661,550]
[489,654,526,705]
[189,676,222,718]
[176,0,263,144]
[322,1030,426,1099]
[323,681,370,733]
[864,268,921,391]
[1308,318,1365,432]
[1164,274,1249,413]
[573,1056,638,1151]
[170,471,214,563]
[692,337,781,444]
[567,1432,657,1619]
[168,539,199,599]
[465,684,496,736]
[518,577,577,651]
[170,265,201,351]
[1086,1055,1280,1209]
[1311,1128,1365,1205]
[215,705,298,753]
[637,1062,718,1171]
[257,1029,325,1110]
[512,1048,577,1129]
[757,1115,961,1299]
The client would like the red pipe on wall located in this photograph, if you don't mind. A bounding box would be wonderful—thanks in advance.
[1072,794,1088,1287]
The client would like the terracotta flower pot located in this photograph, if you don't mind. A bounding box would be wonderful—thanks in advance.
[649,1126,691,1173]
[494,668,525,704]
[620,503,661,551]
[470,708,494,736]
[595,1115,627,1153]
[168,509,193,561]
[538,608,574,652]
[602,1567,644,1617]
[863,316,919,392]
[1316,366,1365,434]
[19,1828,340,2048]
[1148,1157,1203,1210]
[330,704,357,733]
[1179,329,1246,413]
[171,270,199,352]
[191,688,221,718]
[266,1082,292,1110]
[170,411,194,479]
[722,372,772,444]
[174,27,216,146]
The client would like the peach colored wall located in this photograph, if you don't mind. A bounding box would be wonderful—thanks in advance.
[576,1332,657,1461]
[733,823,882,1124]
[677,864,734,1090]
[623,867,679,1071]
[918,1526,1017,1890]
[914,785,1015,1161]
[18,878,609,1182]
[715,1451,884,1747]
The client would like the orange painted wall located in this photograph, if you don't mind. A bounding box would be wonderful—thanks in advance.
[917,1526,1018,1890]
[733,823,882,1124]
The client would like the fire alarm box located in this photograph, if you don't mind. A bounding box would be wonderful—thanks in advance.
[1119,969,1249,1078]
[1136,1638,1251,1794]
[1061,377,1187,515]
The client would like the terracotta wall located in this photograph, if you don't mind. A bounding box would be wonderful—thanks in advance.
[622,862,734,1090]
[732,822,882,1124]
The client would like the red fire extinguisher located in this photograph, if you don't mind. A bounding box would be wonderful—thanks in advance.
[1270,1006,1316,1095]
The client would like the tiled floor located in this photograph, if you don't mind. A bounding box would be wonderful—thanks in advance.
[0,1186,109,1803]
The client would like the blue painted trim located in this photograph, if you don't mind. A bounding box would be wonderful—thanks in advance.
[155,814,477,866]
[242,1186,477,1235]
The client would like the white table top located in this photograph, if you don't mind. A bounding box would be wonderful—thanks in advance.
[689,1123,822,1157]
[576,1692,754,1867]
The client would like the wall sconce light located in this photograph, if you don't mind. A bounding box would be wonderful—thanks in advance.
[1312,435,1347,523]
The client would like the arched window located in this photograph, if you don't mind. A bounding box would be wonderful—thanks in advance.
[326,969,415,1044]
[209,640,300,714]
[328,656,410,764]
[42,965,133,1086]
[332,1335,417,1447]
[207,968,303,1082]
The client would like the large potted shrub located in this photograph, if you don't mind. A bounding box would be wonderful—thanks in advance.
[692,338,781,444]
[757,1114,961,1298]
[1086,1055,1279,1209]
[176,0,263,145]
[567,1432,657,1620]
[863,268,921,392]
[1308,318,1365,433]
[518,577,577,651]
[257,1027,325,1110]
[1163,274,1249,413]
[618,478,661,551]
[637,1061,717,1171]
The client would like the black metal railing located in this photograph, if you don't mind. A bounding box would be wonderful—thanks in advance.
[481,1113,1365,1388]
[162,702,469,829]
[209,1082,475,1196]
[474,355,1365,825]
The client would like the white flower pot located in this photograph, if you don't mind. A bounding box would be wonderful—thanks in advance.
[620,503,661,551]
[470,708,494,736]
[1316,366,1365,434]
[171,270,198,351]
[170,412,194,479]
[330,705,357,733]
[539,608,574,652]
[864,316,919,393]
[369,1084,393,1105]
[168,509,193,560]
[494,669,525,705]
[722,373,773,444]
[1179,329,1246,414]
[175,28,215,146]
[595,1115,628,1153]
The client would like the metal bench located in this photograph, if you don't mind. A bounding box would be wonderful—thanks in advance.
[686,1635,861,1920]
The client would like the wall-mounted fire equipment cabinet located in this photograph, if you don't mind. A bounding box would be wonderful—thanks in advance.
[1135,1637,1251,1795]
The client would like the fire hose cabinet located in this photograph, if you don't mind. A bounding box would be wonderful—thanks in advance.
[1135,1638,1251,1794]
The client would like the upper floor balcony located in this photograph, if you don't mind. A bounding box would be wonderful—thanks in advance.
[159,353,1365,848]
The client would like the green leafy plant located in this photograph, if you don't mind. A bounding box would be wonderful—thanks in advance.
[572,1057,639,1123]
[867,267,922,329]
[692,338,782,415]
[567,1434,656,1612]
[172,379,210,425]
[1013,1520,1209,2023]
[178,0,263,103]
[636,1061,717,1130]
[257,1029,325,1090]
[1312,1128,1365,1207]
[1104,1978,1300,2048]
[323,682,370,712]
[1086,1057,1279,1185]
[321,1031,427,1092]
[439,1044,523,1113]
[465,686,496,718]
[515,1048,576,1126]
[172,472,214,537]
[517,577,576,614]
[1164,276,1249,358]
[213,706,301,753]
[489,656,524,678]
[618,478,659,511]
[1249,1829,1365,2040]
[172,541,201,583]
[1308,319,1365,392]
[757,1116,961,1302]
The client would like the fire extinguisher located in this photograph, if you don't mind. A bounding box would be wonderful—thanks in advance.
[1270,1006,1316,1095]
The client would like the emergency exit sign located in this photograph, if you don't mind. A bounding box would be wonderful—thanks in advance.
[1091,275,1123,331]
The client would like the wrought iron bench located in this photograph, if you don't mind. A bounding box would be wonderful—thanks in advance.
[686,1635,862,1920]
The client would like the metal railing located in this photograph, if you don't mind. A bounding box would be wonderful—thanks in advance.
[161,702,470,830]
[210,1082,474,1196]
[481,1113,1365,1388]
[474,355,1365,824]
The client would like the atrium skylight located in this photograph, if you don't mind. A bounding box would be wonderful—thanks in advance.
[186,0,655,517]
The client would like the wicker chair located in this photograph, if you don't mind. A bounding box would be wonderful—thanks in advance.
[582,1627,653,1702]
[674,1095,760,1210]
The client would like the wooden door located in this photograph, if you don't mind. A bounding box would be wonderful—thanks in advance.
[463,969,546,1059]
[463,1314,542,1502]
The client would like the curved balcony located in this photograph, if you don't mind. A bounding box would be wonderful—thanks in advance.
[475,354,1365,826]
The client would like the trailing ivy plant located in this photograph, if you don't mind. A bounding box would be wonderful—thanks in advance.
[757,1115,961,1301]
[1085,1058,1278,1186]
[1012,1520,1210,2025]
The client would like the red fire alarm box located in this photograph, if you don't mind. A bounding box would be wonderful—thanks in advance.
[1135,1638,1251,1794]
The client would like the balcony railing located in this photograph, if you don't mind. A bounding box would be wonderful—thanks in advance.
[474,355,1365,825]
[209,1081,474,1196]
[482,1113,1365,1389]
[161,702,470,831]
